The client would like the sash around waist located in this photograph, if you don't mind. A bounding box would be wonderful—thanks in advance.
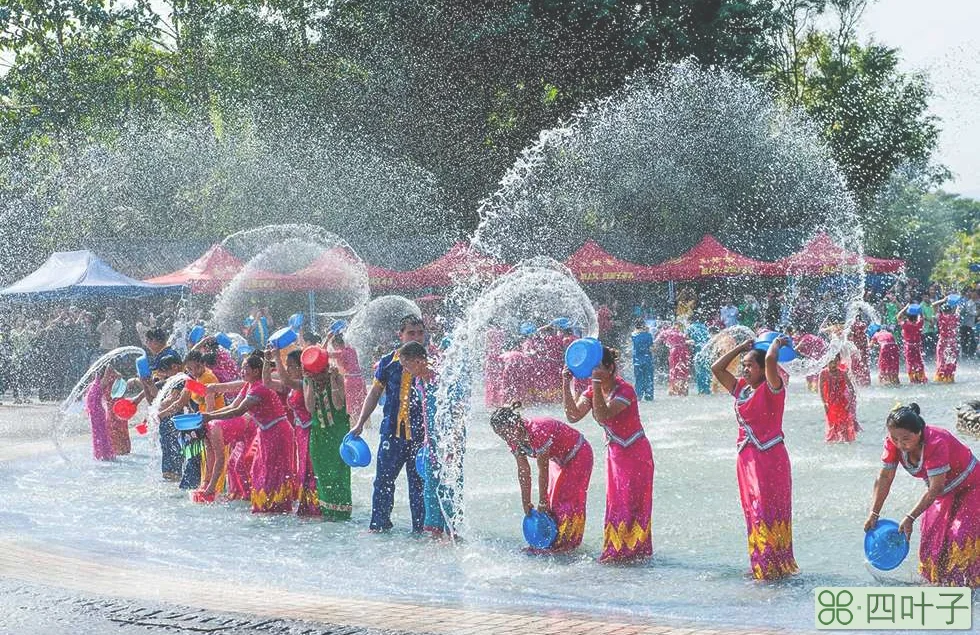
[940,456,977,496]
[601,425,646,449]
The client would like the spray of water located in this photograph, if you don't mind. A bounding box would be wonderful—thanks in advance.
[346,295,422,366]
[432,63,873,535]
[212,224,370,333]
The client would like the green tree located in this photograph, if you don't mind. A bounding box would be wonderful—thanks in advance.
[0,1,167,148]
[765,1,940,207]
[866,167,979,281]
[931,231,980,289]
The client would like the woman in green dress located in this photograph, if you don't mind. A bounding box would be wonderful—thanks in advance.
[304,357,352,520]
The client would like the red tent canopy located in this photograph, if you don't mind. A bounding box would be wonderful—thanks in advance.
[773,233,905,276]
[283,248,376,291]
[399,242,510,289]
[564,240,662,282]
[653,236,782,280]
[366,264,414,291]
[145,244,245,293]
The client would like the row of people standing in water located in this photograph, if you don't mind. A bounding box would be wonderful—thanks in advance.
[86,314,462,537]
[84,312,980,587]
[487,296,967,421]
[489,335,979,586]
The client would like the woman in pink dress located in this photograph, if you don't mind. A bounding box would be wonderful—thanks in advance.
[563,347,653,563]
[196,378,256,502]
[85,370,115,461]
[712,337,799,581]
[490,406,594,552]
[327,333,366,419]
[654,323,692,396]
[818,354,860,443]
[264,348,320,517]
[202,352,296,513]
[897,305,927,384]
[865,404,980,587]
[847,318,872,386]
[99,366,131,456]
[869,328,900,385]
[932,300,959,383]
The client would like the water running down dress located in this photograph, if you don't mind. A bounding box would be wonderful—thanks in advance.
[731,377,799,580]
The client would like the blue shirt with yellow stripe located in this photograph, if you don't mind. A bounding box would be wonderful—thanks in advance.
[374,350,424,440]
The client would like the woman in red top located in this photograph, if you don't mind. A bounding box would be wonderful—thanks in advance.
[490,405,594,553]
[202,352,296,513]
[897,305,927,384]
[817,353,860,443]
[847,317,872,386]
[869,328,900,385]
[865,404,980,587]
[264,348,319,517]
[564,346,653,563]
[712,337,799,580]
[931,298,960,383]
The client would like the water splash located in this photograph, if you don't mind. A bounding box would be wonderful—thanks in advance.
[212,224,370,333]
[54,346,147,462]
[346,295,422,365]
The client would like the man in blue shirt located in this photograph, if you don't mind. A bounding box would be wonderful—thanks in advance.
[351,315,426,532]
[631,320,655,401]
[140,327,181,401]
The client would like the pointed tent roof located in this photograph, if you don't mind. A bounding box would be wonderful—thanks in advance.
[1,250,185,300]
[773,233,905,275]
[564,240,662,282]
[400,242,510,289]
[653,236,782,280]
[279,248,374,292]
[144,244,245,293]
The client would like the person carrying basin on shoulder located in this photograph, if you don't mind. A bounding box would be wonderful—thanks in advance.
[563,345,653,564]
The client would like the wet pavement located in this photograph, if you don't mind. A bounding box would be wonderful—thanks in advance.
[0,577,412,635]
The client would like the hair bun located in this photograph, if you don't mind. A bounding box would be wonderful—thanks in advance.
[909,403,921,415]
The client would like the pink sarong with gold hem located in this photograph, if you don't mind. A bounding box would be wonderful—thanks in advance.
[585,379,653,563]
[881,427,980,587]
[732,378,798,580]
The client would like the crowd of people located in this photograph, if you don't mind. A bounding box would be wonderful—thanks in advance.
[1,273,973,588]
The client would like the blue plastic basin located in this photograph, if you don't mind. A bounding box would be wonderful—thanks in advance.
[522,508,558,550]
[269,327,297,349]
[753,331,797,362]
[565,337,603,379]
[340,432,372,468]
[864,518,909,571]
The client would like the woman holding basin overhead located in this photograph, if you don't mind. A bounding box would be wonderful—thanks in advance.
[563,343,653,564]
[897,303,928,384]
[711,333,799,581]
[864,404,980,587]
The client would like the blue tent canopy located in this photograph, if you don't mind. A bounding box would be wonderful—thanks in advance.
[0,250,186,300]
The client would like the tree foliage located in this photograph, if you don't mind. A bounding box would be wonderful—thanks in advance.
[0,0,965,282]
[931,230,980,289]
[765,0,940,208]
